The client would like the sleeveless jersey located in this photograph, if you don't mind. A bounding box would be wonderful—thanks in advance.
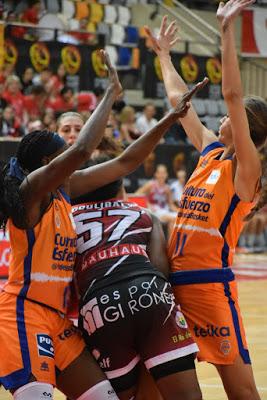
[4,189,77,313]
[72,199,153,297]
[147,180,169,210]
[168,142,254,272]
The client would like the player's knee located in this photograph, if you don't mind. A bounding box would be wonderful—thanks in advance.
[76,380,119,400]
[13,382,53,400]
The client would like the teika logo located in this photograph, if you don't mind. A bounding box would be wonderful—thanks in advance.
[194,324,230,338]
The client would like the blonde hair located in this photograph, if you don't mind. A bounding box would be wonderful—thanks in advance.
[119,106,135,123]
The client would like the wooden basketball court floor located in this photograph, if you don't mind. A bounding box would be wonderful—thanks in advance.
[0,253,266,399]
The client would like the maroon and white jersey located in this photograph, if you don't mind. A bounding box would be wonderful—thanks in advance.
[72,199,154,297]
[147,180,170,210]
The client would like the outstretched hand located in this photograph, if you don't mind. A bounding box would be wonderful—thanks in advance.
[144,15,179,55]
[99,49,122,97]
[173,77,209,118]
[217,0,255,30]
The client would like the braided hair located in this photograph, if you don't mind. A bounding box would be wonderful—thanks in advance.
[0,130,64,229]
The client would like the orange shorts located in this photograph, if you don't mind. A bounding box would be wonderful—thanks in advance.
[0,292,85,390]
[172,278,250,365]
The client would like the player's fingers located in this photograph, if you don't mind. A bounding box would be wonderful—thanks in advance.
[99,49,112,71]
[183,77,209,101]
[170,36,180,47]
[159,15,168,36]
[165,20,177,37]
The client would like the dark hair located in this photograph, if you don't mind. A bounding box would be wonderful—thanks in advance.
[72,154,123,205]
[30,84,46,96]
[93,86,105,97]
[60,86,73,96]
[244,96,267,215]
[245,96,267,149]
[0,130,64,229]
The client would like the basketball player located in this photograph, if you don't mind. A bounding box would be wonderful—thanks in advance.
[57,111,84,146]
[145,1,267,399]
[0,50,122,400]
[71,154,201,400]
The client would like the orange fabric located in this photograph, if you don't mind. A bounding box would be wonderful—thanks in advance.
[75,2,89,20]
[4,190,76,313]
[173,280,248,364]
[131,48,140,69]
[168,143,253,271]
[0,292,85,387]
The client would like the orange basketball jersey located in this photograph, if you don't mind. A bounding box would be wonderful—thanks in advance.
[4,189,76,313]
[168,142,253,273]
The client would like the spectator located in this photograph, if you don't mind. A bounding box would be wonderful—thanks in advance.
[77,92,96,113]
[20,0,41,24]
[2,75,25,122]
[48,86,75,113]
[21,67,34,95]
[0,105,25,137]
[0,82,8,113]
[27,119,43,133]
[136,164,177,237]
[42,109,56,130]
[50,63,66,95]
[119,105,141,144]
[136,102,158,135]
[33,68,53,93]
[170,168,186,205]
[24,84,48,121]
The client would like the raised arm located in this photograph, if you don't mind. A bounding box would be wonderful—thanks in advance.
[145,16,216,152]
[217,0,261,201]
[70,79,208,198]
[21,51,121,207]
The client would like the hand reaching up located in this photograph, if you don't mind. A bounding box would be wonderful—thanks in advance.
[217,0,255,30]
[144,15,179,56]
[99,49,122,98]
[172,77,209,119]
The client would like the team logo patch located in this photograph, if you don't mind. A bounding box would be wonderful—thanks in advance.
[206,169,221,185]
[40,361,49,372]
[220,339,231,355]
[36,334,54,358]
[175,310,188,329]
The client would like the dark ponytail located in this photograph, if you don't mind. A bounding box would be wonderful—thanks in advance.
[244,96,267,218]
